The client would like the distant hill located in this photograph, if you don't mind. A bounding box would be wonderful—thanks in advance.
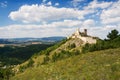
[0,36,66,44]
[40,36,66,42]
[10,37,66,42]
[0,39,13,44]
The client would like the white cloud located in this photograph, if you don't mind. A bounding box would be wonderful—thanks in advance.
[81,25,120,39]
[0,1,7,8]
[73,0,84,2]
[42,0,47,3]
[0,20,82,38]
[55,3,59,6]
[72,0,84,8]
[100,1,120,24]
[47,1,52,6]
[1,19,119,39]
[82,0,113,18]
[9,4,94,23]
[84,0,113,10]
[82,19,95,27]
[5,0,120,39]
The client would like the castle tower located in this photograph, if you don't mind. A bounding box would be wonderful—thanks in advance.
[84,29,87,36]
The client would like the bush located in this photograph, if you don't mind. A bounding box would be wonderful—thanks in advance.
[0,67,14,80]
[27,59,34,67]
[52,50,73,62]
[68,43,76,49]
[74,50,80,55]
[42,56,50,64]
[19,65,28,72]
[52,53,58,62]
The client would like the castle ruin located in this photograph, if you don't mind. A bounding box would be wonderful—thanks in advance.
[68,28,97,44]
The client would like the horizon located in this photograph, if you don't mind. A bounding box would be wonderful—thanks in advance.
[0,0,120,39]
[0,36,66,39]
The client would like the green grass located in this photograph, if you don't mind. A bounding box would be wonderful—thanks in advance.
[11,48,120,80]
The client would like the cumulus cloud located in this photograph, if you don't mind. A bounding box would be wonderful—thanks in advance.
[5,0,120,38]
[90,25,120,39]
[9,0,114,24]
[0,20,82,38]
[1,19,120,39]
[100,0,120,24]
[47,1,52,6]
[42,0,47,3]
[55,3,59,6]
[84,0,113,10]
[82,19,95,28]
[9,4,94,23]
[71,0,84,9]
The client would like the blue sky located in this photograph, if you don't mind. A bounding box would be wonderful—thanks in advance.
[0,0,120,38]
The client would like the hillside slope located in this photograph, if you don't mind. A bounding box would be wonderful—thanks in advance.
[12,38,83,71]
[19,38,82,66]
[11,48,120,80]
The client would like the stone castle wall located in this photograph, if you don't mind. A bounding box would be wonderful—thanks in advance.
[69,29,97,44]
[80,37,96,44]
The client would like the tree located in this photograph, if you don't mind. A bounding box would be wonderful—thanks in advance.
[0,67,14,80]
[107,29,119,40]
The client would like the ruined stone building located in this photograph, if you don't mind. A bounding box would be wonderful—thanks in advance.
[68,28,97,44]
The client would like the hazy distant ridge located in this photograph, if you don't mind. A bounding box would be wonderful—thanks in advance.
[0,36,66,44]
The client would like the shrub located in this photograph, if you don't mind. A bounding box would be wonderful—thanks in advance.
[52,53,58,62]
[19,65,27,72]
[68,43,76,49]
[27,59,34,67]
[52,50,73,62]
[0,67,14,80]
[74,50,80,55]
[42,56,50,64]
